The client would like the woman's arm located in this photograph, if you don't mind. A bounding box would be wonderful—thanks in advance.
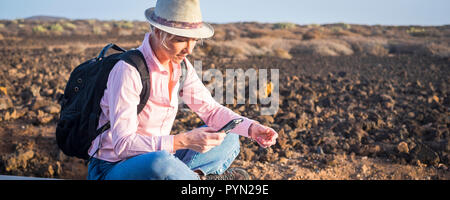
[105,61,174,159]
[180,59,256,138]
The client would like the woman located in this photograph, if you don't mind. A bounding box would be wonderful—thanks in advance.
[87,0,278,180]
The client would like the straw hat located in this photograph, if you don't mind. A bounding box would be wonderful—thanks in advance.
[145,0,214,39]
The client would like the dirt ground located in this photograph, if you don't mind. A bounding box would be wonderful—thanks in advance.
[0,19,449,180]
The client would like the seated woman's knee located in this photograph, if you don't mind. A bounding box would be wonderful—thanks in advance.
[143,151,178,178]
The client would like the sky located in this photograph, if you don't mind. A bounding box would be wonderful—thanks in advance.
[0,0,449,26]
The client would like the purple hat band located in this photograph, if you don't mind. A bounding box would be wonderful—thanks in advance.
[151,12,203,29]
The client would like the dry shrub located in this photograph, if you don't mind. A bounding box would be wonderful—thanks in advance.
[246,37,273,48]
[32,25,48,34]
[290,39,354,56]
[406,27,427,37]
[332,28,361,37]
[71,42,88,55]
[343,36,389,56]
[272,48,292,59]
[271,29,302,39]
[93,26,105,35]
[423,42,450,58]
[302,29,324,40]
[212,28,226,41]
[273,22,297,30]
[386,39,449,57]
[205,36,302,60]
[241,27,270,38]
[117,28,133,36]
[349,25,374,36]
[386,39,450,58]
[246,37,301,51]
[205,40,263,60]
[238,26,302,40]
[214,25,242,41]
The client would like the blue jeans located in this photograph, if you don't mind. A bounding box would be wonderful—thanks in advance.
[87,131,241,180]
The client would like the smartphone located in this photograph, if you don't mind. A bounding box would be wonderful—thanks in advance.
[218,118,244,133]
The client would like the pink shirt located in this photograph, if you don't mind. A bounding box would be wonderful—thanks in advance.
[88,33,255,162]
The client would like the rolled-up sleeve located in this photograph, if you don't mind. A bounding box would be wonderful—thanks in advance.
[107,61,174,160]
[180,60,255,137]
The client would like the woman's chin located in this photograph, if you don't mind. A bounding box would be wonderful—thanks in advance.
[172,56,185,64]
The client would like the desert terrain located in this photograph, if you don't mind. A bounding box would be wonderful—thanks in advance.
[0,18,449,179]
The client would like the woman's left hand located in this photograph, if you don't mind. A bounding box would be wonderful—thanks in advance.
[249,122,278,148]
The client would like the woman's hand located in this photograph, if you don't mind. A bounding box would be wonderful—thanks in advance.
[174,127,227,153]
[249,122,278,148]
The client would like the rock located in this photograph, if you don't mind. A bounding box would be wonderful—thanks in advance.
[317,146,324,155]
[338,71,347,78]
[296,113,308,129]
[397,142,409,154]
[55,161,62,176]
[411,142,440,166]
[43,104,60,114]
[318,97,332,107]
[32,99,55,110]
[2,148,35,172]
[30,84,41,98]
[312,117,319,126]
[352,127,369,142]
[47,165,54,177]
[333,121,353,135]
[37,110,54,124]
[259,115,274,124]
[4,109,20,121]
[241,148,255,161]
[368,144,381,154]
[42,88,54,96]
[288,130,299,139]
[360,164,369,174]
[258,147,277,162]
[0,96,13,110]
[428,95,440,104]
[315,106,322,113]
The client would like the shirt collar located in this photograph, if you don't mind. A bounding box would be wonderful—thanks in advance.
[138,33,182,80]
[138,32,167,72]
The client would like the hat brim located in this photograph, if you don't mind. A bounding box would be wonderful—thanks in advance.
[145,7,214,39]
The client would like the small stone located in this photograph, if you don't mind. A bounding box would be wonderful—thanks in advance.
[43,105,60,114]
[317,146,324,155]
[48,165,54,176]
[397,142,409,154]
[0,96,13,110]
[260,115,274,124]
[37,110,53,124]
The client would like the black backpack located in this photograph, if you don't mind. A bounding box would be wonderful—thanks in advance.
[56,43,187,160]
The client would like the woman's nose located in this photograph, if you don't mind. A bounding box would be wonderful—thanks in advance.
[185,40,196,54]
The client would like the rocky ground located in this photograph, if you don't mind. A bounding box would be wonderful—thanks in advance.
[0,19,449,179]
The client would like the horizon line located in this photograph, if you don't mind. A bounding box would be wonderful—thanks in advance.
[1,15,449,27]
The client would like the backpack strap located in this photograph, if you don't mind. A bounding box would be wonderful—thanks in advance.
[97,43,127,60]
[92,52,187,161]
[178,59,188,96]
[120,50,151,114]
[90,49,150,161]
[95,49,149,131]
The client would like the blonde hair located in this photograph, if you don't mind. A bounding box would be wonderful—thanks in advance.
[150,25,203,49]
[150,25,175,50]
